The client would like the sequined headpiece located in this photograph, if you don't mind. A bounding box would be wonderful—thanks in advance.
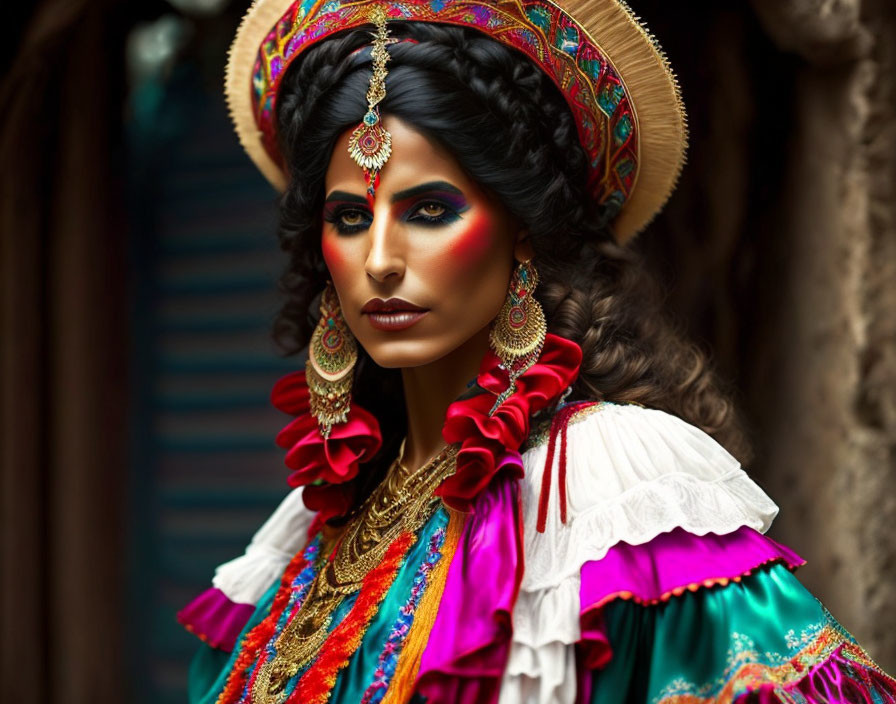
[225,0,688,242]
[346,9,393,202]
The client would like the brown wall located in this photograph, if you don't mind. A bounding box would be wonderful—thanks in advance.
[641,0,896,671]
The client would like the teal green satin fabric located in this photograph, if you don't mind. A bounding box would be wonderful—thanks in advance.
[328,507,448,702]
[589,563,849,703]
[189,507,449,704]
[191,578,280,704]
[190,640,242,703]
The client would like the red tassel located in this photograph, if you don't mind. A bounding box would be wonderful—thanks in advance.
[536,402,598,533]
[559,412,570,525]
[536,416,560,533]
[364,168,380,209]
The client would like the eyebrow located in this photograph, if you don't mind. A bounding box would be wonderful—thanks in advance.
[323,190,368,205]
[323,181,464,205]
[390,181,464,203]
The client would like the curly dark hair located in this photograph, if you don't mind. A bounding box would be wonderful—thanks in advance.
[272,21,750,487]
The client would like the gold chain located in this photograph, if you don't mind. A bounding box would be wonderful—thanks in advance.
[252,442,457,703]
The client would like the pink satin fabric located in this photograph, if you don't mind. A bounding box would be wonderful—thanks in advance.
[417,456,525,704]
[579,527,805,669]
[177,587,256,652]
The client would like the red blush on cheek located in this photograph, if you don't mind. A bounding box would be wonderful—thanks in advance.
[447,212,495,264]
[321,236,346,275]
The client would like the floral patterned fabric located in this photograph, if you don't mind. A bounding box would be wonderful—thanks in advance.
[584,562,896,704]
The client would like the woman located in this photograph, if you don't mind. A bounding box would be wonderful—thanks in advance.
[178,0,896,702]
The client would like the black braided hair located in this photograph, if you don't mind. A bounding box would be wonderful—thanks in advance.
[273,22,749,499]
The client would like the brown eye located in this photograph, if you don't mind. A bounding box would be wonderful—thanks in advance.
[340,210,365,227]
[417,203,446,218]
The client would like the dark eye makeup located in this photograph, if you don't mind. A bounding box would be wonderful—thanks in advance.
[404,193,468,227]
[322,203,373,235]
[322,181,470,235]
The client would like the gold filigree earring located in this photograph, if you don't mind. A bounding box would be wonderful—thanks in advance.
[488,260,547,414]
[307,283,358,438]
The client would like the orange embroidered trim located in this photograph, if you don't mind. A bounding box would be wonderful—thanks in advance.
[181,621,213,645]
[216,547,313,704]
[658,626,843,704]
[291,531,416,704]
[654,625,896,704]
[838,641,896,690]
[582,556,803,613]
[381,509,466,704]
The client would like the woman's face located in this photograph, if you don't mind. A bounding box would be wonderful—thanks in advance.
[321,115,525,369]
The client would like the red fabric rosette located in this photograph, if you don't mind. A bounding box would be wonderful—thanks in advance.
[271,370,382,520]
[438,333,583,511]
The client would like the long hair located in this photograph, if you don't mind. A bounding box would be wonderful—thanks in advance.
[272,22,750,504]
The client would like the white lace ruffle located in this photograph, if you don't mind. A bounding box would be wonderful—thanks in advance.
[518,402,778,593]
[211,487,314,605]
[499,402,780,704]
[499,640,576,704]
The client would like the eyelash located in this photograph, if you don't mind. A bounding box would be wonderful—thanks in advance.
[323,200,462,235]
[323,208,370,235]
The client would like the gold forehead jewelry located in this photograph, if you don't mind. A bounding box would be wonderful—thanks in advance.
[347,8,393,203]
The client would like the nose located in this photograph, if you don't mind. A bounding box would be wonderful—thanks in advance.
[364,208,405,283]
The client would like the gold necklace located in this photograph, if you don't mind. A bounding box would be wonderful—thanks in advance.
[252,442,457,703]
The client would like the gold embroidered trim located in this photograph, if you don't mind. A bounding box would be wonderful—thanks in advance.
[523,401,606,451]
[655,623,870,704]
[253,444,458,701]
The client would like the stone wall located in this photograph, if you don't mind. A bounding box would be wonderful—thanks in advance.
[637,0,896,671]
[750,0,896,672]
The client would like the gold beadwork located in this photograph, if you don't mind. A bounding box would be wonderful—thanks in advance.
[347,8,392,197]
[307,283,358,438]
[523,402,606,451]
[253,443,458,700]
[488,260,547,414]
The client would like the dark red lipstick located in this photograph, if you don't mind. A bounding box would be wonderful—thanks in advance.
[361,297,429,331]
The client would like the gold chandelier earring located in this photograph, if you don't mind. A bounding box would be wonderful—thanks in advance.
[306,283,358,438]
[488,259,547,415]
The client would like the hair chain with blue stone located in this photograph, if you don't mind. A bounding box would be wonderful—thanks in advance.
[347,8,392,204]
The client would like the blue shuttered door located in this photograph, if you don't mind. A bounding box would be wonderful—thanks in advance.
[128,61,297,702]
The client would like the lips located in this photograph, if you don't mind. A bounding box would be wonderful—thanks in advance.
[362,297,429,331]
[361,297,428,313]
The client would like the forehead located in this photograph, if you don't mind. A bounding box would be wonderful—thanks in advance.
[325,114,474,195]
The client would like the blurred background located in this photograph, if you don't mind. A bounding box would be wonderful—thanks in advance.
[1,0,895,701]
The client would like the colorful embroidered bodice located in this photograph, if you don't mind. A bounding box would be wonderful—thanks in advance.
[197,506,459,704]
[181,403,896,704]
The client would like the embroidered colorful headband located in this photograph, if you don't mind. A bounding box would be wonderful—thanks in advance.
[225,0,688,242]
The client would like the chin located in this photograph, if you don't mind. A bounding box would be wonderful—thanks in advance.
[360,338,461,370]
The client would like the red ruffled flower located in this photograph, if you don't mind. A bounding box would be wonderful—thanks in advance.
[438,333,582,511]
[271,370,382,519]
